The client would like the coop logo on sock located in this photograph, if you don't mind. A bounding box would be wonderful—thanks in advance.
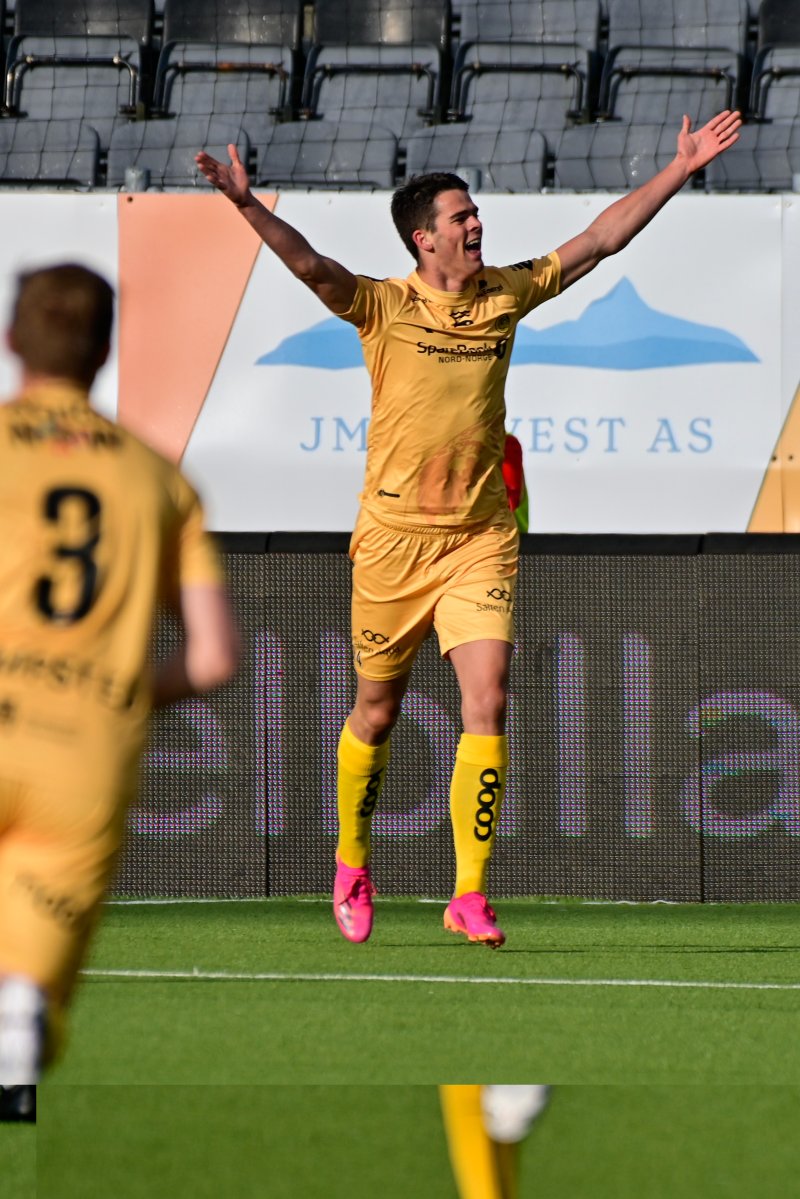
[358,768,384,819]
[474,768,501,842]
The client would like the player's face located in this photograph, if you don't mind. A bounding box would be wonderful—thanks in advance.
[427,189,484,277]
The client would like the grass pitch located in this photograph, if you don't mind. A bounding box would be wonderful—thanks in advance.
[36,1084,800,1199]
[46,897,800,1083]
[0,1122,36,1199]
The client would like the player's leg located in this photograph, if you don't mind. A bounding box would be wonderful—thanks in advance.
[439,1085,508,1199]
[338,671,410,865]
[434,519,518,946]
[334,673,409,942]
[0,974,48,1084]
[442,637,512,947]
[0,855,106,1082]
[482,1085,551,1198]
[0,771,126,1079]
[334,515,432,942]
[0,781,48,1082]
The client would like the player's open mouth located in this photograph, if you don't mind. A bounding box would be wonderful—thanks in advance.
[466,238,481,255]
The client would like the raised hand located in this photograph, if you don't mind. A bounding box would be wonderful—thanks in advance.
[195,143,252,206]
[676,109,742,173]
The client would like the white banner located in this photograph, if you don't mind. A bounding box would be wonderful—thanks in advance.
[0,190,791,533]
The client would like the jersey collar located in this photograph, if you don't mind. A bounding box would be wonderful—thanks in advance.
[408,269,478,308]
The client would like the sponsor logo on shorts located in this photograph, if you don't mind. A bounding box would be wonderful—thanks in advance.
[361,629,390,645]
[474,767,501,842]
[477,586,513,614]
[353,634,401,660]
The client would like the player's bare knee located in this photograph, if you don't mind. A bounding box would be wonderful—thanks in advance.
[351,694,401,742]
[461,685,507,733]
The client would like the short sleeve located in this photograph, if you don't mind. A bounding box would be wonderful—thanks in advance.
[337,275,407,337]
[499,252,562,317]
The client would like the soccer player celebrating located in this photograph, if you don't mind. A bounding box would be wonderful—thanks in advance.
[197,109,739,947]
[0,264,239,1081]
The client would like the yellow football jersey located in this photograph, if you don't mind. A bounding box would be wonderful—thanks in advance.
[340,254,561,529]
[0,381,223,785]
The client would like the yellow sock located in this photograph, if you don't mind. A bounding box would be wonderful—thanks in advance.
[439,1085,509,1199]
[336,721,390,868]
[449,733,508,896]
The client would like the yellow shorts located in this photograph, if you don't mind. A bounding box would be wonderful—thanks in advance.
[0,734,135,1010]
[349,508,519,681]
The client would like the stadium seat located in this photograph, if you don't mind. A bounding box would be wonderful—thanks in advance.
[704,118,800,189]
[154,1,304,156]
[3,0,154,149]
[301,0,450,142]
[599,0,750,126]
[0,117,99,187]
[107,116,250,188]
[255,119,398,189]
[405,124,547,191]
[553,121,682,189]
[449,0,601,152]
[750,0,800,121]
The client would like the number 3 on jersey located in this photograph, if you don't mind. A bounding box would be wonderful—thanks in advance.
[35,486,102,624]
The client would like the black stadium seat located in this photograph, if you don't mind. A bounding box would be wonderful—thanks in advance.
[107,115,250,188]
[256,119,398,189]
[750,0,800,122]
[449,0,601,152]
[406,124,547,192]
[3,0,153,157]
[154,0,304,157]
[301,0,450,141]
[554,121,682,189]
[599,0,749,126]
[0,117,99,187]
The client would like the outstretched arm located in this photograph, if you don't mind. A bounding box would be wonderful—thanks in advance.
[195,144,358,314]
[555,110,741,291]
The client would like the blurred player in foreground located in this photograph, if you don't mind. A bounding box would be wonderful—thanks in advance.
[197,110,739,949]
[0,264,239,1082]
[440,1085,550,1199]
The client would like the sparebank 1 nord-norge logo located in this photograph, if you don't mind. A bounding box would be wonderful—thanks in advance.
[255,278,759,371]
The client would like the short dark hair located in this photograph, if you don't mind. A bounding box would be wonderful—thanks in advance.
[391,172,469,261]
[10,263,114,386]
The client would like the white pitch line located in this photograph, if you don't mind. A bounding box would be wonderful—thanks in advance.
[81,968,800,993]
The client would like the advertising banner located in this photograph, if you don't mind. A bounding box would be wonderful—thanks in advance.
[116,542,800,901]
[0,191,798,531]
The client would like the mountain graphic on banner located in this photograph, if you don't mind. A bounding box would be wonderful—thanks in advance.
[255,277,758,372]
